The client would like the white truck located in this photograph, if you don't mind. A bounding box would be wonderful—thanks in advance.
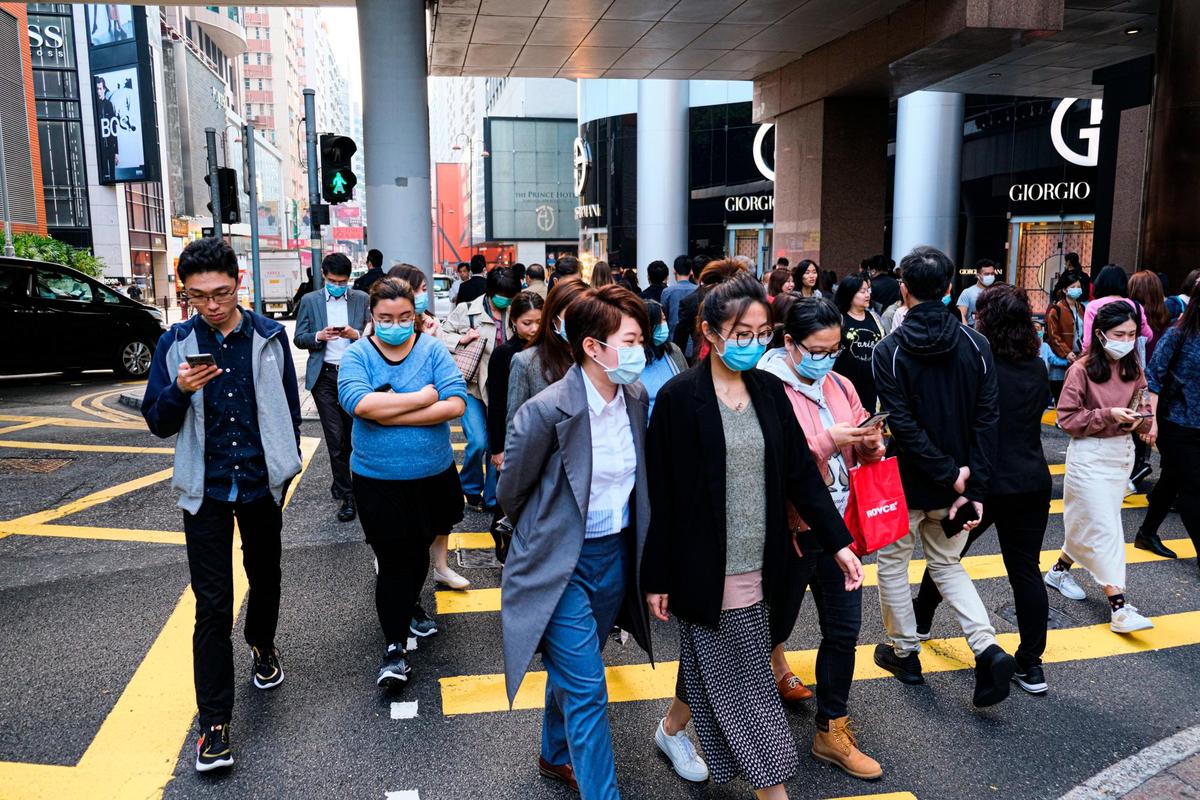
[258,251,305,318]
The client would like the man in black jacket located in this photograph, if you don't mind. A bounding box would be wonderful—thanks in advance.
[352,248,385,293]
[455,254,488,305]
[870,246,1016,708]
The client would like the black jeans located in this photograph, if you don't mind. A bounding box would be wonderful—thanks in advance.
[183,494,283,728]
[913,490,1050,669]
[1148,419,1200,548]
[354,474,434,645]
[312,364,354,499]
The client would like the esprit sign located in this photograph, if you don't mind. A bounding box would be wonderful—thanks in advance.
[574,203,601,220]
[725,194,774,212]
[1008,181,1092,202]
[1051,98,1102,167]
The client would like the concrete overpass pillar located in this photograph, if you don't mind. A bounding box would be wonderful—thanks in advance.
[891,90,965,264]
[636,80,689,283]
[356,0,432,285]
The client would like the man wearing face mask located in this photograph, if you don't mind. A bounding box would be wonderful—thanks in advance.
[957,259,999,328]
[295,253,372,522]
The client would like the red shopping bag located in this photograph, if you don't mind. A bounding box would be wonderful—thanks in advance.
[843,457,909,557]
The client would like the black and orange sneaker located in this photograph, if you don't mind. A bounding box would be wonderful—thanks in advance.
[195,723,233,772]
[251,645,284,690]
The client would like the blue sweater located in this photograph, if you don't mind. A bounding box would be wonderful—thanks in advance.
[337,333,468,480]
[1146,326,1200,428]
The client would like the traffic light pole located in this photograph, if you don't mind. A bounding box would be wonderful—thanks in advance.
[303,89,322,289]
[205,128,221,239]
[244,123,263,315]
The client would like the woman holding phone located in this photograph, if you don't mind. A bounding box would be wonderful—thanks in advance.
[643,269,862,800]
[1049,302,1154,633]
[755,297,884,781]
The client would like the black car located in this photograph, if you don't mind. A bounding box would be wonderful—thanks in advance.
[0,256,168,378]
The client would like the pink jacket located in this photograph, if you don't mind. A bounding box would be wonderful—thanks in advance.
[1082,296,1154,348]
[781,372,885,532]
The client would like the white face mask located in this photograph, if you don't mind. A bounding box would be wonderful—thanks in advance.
[980,274,996,287]
[1100,333,1135,360]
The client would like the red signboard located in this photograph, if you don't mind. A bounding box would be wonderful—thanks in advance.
[331,226,364,241]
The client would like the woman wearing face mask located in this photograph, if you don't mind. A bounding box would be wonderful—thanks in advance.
[387,264,441,338]
[755,297,884,781]
[440,267,522,517]
[1046,270,1089,402]
[486,291,544,473]
[1082,265,1155,347]
[498,285,656,799]
[639,300,688,418]
[337,278,468,690]
[643,269,863,800]
[504,276,589,442]
[1049,302,1154,633]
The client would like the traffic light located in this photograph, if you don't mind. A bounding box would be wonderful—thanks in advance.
[204,167,241,224]
[320,134,357,204]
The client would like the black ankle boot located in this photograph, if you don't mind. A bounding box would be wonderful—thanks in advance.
[1134,530,1178,559]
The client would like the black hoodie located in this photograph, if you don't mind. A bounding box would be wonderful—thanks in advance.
[871,301,999,510]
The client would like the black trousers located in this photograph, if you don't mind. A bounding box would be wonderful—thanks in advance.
[183,494,283,728]
[354,474,434,645]
[913,490,1050,669]
[787,546,862,722]
[312,364,353,499]
[1148,419,1200,548]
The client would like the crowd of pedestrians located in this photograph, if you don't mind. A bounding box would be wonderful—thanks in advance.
[142,235,1197,795]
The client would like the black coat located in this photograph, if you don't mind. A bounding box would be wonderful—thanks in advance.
[456,275,487,305]
[871,301,999,510]
[989,356,1052,496]
[641,359,853,640]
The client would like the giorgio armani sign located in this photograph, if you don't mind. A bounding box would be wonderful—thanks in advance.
[1008,181,1092,202]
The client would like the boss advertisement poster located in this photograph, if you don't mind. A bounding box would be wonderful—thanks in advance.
[87,5,160,184]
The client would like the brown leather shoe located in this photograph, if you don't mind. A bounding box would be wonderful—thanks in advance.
[538,756,580,792]
[812,716,883,780]
[776,671,814,702]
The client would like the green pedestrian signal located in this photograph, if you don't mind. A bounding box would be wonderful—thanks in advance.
[320,134,357,204]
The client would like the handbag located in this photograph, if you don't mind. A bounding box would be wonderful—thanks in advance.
[451,313,486,383]
[842,457,910,557]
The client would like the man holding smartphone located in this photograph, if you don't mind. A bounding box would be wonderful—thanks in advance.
[142,236,303,772]
[870,246,1016,709]
[294,253,371,522]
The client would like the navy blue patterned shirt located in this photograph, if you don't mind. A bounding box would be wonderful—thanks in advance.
[1146,326,1200,429]
[196,311,268,502]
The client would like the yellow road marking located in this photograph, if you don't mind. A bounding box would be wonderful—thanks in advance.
[71,387,139,423]
[0,437,318,800]
[1049,463,1065,475]
[1042,409,1057,426]
[0,413,143,431]
[435,537,1196,615]
[0,420,53,435]
[1050,493,1147,514]
[440,609,1200,716]
[0,522,184,545]
[0,439,174,455]
[1,468,175,530]
[829,794,918,800]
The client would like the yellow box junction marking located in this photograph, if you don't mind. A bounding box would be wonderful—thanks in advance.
[0,413,143,431]
[440,610,1200,716]
[0,420,53,435]
[0,437,319,800]
[71,387,144,424]
[1042,409,1057,426]
[0,439,175,455]
[435,536,1194,616]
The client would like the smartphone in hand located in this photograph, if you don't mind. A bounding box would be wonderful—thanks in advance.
[941,502,979,537]
[859,412,889,428]
[186,353,217,368]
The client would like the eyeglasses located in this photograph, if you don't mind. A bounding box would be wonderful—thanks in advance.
[186,288,238,306]
[797,344,841,361]
[719,329,774,348]
[375,314,415,325]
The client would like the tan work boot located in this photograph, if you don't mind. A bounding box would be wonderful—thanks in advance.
[811,716,883,780]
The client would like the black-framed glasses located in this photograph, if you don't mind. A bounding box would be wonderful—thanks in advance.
[185,287,238,306]
[719,329,774,348]
[797,344,841,361]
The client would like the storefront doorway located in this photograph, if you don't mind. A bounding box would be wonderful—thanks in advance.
[1007,215,1094,313]
[726,224,773,276]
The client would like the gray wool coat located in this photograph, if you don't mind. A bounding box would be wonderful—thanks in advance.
[497,365,654,707]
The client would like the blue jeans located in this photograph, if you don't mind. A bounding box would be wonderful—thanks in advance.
[459,394,496,506]
[540,534,627,800]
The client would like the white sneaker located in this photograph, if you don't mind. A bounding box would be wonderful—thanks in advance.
[1111,604,1154,634]
[655,718,709,782]
[1044,567,1086,600]
[434,566,471,590]
[1125,481,1137,497]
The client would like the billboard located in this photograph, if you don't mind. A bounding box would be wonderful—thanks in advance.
[484,118,577,241]
[86,5,160,184]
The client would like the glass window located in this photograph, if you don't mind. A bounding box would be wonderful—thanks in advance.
[0,267,28,299]
[35,268,92,302]
[99,285,124,304]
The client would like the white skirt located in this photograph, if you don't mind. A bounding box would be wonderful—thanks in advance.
[1062,435,1135,589]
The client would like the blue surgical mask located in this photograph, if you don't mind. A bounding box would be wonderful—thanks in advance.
[792,350,837,382]
[716,336,767,372]
[941,295,952,306]
[1066,287,1083,300]
[375,320,414,346]
[413,291,429,316]
[593,340,646,385]
[653,321,669,346]
[327,284,348,298]
[556,316,568,341]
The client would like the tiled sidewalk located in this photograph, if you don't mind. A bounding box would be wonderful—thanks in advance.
[1062,725,1200,800]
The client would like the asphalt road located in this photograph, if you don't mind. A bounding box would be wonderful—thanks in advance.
[0,370,1196,800]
